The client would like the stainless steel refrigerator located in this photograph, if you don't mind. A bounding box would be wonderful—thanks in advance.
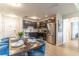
[47,22,56,45]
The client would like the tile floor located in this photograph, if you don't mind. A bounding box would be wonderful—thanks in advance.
[45,42,79,56]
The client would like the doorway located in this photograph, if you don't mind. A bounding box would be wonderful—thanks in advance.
[61,17,79,50]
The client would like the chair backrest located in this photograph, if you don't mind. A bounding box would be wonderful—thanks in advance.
[1,37,9,43]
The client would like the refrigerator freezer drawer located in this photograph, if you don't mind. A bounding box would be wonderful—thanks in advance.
[47,35,56,45]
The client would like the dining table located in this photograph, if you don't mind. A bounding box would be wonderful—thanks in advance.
[9,38,45,56]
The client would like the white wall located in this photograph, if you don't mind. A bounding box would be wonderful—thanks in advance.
[56,13,63,46]
[63,19,72,44]
[0,14,22,39]
[0,14,3,39]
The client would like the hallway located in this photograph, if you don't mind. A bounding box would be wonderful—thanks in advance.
[59,39,79,50]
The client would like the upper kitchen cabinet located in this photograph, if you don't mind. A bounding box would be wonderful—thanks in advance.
[23,20,37,29]
[39,21,47,28]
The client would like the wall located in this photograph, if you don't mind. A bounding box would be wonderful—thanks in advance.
[63,19,71,44]
[0,14,3,39]
[0,14,21,39]
[56,13,63,46]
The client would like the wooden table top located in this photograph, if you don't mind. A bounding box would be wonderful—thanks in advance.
[9,40,41,55]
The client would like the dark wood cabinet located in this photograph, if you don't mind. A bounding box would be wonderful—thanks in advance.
[23,20,37,28]
[39,21,47,28]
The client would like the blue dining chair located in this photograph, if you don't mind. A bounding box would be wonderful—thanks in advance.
[0,37,9,56]
[0,44,9,56]
[28,44,45,56]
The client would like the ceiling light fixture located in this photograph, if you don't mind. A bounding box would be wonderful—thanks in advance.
[30,16,40,19]
[51,17,54,19]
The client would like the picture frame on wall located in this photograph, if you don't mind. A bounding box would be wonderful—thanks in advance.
[58,20,62,32]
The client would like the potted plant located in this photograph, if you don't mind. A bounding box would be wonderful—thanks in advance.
[18,32,24,40]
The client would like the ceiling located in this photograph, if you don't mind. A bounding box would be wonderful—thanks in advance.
[0,3,78,20]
